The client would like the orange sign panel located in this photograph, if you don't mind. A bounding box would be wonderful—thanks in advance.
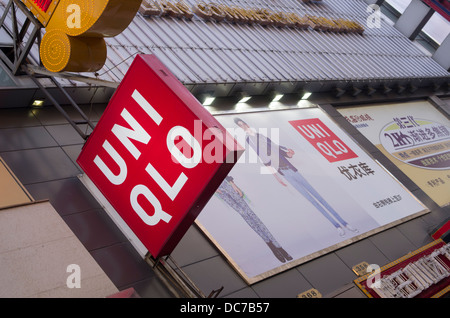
[38,0,141,73]
[20,0,59,26]
[18,0,141,73]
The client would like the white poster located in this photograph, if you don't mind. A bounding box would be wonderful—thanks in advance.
[196,107,429,284]
[338,101,450,207]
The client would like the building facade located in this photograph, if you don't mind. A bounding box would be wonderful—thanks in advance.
[0,0,449,298]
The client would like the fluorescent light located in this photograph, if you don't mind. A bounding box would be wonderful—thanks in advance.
[202,96,215,106]
[236,91,251,103]
[238,96,251,103]
[272,94,284,102]
[301,92,312,100]
[32,99,45,107]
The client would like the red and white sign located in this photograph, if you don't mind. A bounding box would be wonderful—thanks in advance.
[289,118,358,163]
[77,54,243,258]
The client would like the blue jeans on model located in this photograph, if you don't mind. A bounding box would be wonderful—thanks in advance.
[281,168,348,229]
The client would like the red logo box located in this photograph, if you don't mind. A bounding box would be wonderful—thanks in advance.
[77,54,242,258]
[289,118,358,163]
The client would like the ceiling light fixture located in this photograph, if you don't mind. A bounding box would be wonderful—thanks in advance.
[197,92,215,106]
[32,99,45,107]
[202,96,215,106]
[239,96,251,103]
[236,91,252,103]
[272,93,284,102]
[301,92,312,100]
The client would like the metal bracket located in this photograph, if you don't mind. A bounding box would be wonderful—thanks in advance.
[25,64,120,88]
[145,252,224,298]
[0,0,42,75]
[23,65,96,140]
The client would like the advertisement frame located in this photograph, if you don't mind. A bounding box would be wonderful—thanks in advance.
[337,99,450,208]
[194,106,430,285]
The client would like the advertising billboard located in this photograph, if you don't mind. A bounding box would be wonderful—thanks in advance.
[196,107,428,284]
[77,54,242,258]
[338,100,450,207]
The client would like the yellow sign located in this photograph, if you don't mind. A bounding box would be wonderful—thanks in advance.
[19,0,141,73]
[44,0,142,37]
[41,0,142,73]
[140,0,364,34]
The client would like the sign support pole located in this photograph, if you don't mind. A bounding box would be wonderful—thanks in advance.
[0,0,42,75]
[145,253,213,298]
[23,66,95,140]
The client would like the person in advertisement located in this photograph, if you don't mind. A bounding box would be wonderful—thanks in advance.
[215,176,293,263]
[234,118,358,237]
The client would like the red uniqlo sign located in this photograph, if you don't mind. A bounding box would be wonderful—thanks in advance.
[289,118,357,163]
[77,54,243,258]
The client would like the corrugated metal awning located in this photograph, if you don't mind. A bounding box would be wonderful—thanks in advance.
[1,0,448,96]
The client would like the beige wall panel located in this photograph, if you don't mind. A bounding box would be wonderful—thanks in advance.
[0,157,33,209]
[0,201,119,298]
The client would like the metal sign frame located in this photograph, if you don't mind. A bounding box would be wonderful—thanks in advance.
[0,0,42,75]
[19,0,59,27]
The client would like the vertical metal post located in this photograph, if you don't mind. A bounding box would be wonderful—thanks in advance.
[144,252,212,298]
[50,77,96,130]
[24,68,89,140]
[0,0,43,75]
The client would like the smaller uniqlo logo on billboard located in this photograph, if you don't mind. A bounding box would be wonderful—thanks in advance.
[289,118,358,163]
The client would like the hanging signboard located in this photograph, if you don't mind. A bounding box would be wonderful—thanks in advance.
[354,239,450,298]
[18,0,142,72]
[338,100,450,207]
[139,0,365,34]
[195,107,428,284]
[19,0,59,26]
[77,54,243,258]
